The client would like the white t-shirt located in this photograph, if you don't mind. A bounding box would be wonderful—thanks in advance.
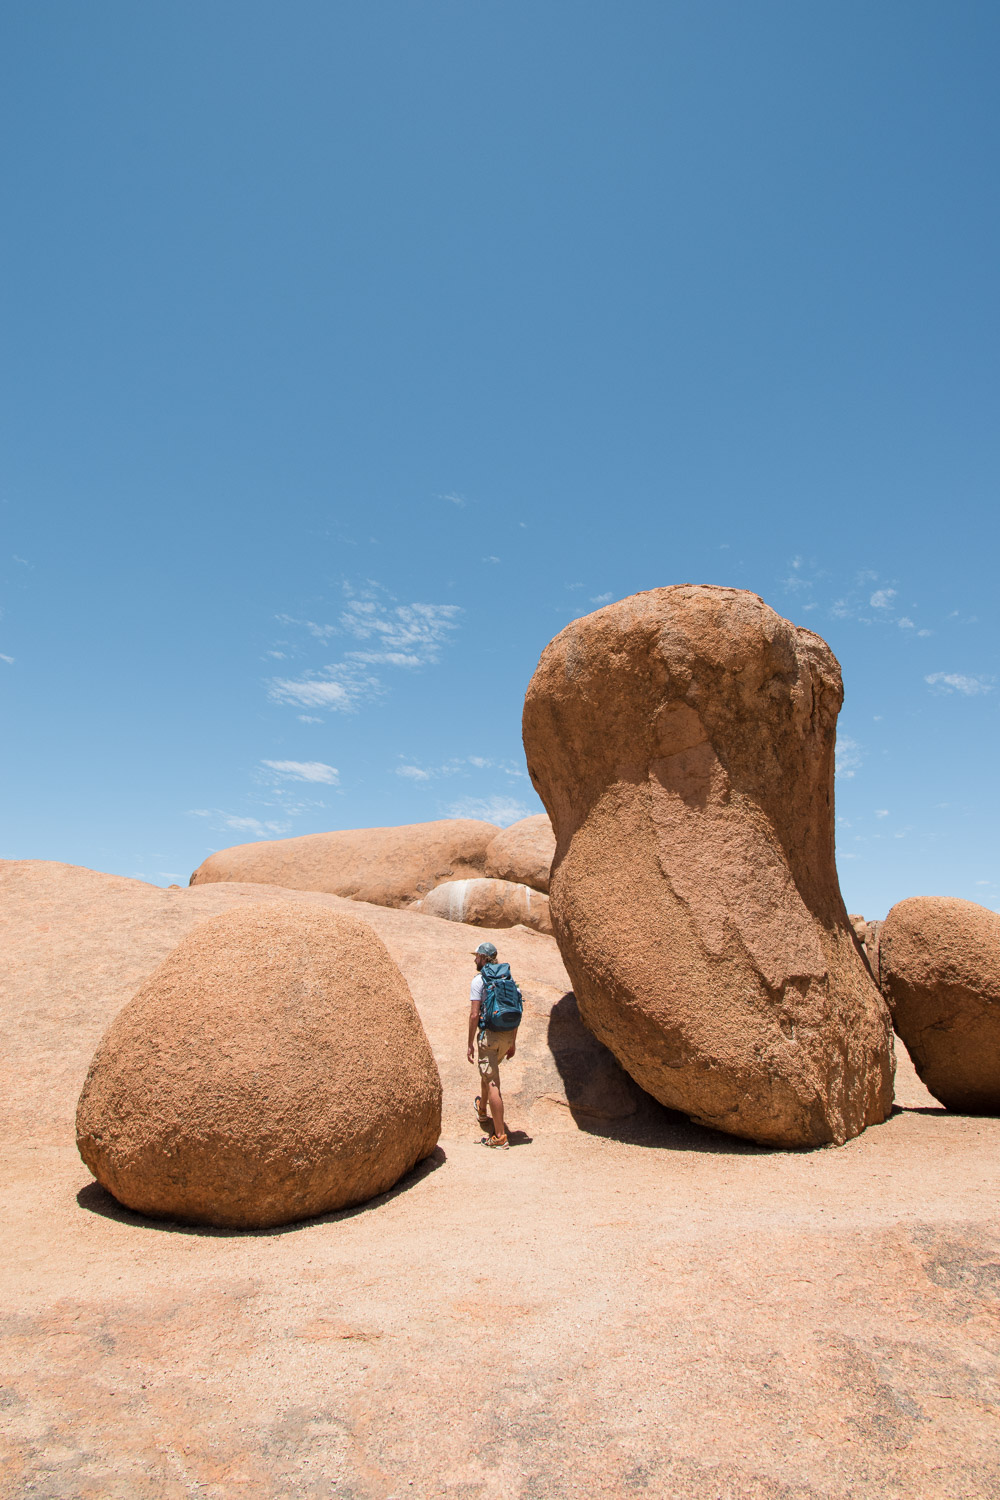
[469,974,484,1007]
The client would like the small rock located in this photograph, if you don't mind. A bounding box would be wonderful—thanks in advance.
[484,815,555,894]
[415,877,552,935]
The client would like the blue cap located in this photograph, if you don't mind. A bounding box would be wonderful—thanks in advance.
[473,941,498,958]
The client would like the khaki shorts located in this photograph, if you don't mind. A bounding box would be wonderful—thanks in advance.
[477,1027,517,1087]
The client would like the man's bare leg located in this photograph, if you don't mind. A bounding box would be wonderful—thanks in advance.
[487,1079,505,1139]
[479,1077,491,1120]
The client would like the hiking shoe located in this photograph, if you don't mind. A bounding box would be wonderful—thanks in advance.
[481,1133,509,1150]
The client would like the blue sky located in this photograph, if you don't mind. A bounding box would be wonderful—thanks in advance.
[2,1,997,919]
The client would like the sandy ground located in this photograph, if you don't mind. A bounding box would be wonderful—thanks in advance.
[3,861,1000,1499]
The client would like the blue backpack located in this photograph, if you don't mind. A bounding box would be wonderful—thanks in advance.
[478,963,523,1033]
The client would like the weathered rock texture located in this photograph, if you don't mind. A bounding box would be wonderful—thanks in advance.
[189,818,498,909]
[879,897,1000,1113]
[866,920,883,984]
[76,903,442,1227]
[522,584,894,1147]
[484,814,555,894]
[415,877,552,935]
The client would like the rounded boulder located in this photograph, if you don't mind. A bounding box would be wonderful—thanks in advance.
[415,877,552,935]
[879,897,1000,1112]
[484,814,555,894]
[76,902,442,1227]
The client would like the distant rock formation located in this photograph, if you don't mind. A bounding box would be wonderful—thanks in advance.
[415,877,552,934]
[879,896,1000,1113]
[76,902,442,1228]
[189,818,499,909]
[484,814,555,894]
[522,584,895,1148]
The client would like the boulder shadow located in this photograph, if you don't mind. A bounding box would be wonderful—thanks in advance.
[75,1145,448,1237]
[545,992,778,1156]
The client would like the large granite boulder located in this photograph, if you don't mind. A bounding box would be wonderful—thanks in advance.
[879,897,1000,1112]
[522,584,894,1148]
[76,903,442,1227]
[189,818,499,909]
[415,877,552,935]
[484,814,555,894]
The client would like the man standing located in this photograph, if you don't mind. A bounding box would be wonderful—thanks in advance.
[467,941,518,1150]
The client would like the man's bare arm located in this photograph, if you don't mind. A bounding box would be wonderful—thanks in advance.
[467,998,480,1063]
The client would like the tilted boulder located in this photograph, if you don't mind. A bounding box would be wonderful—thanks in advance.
[879,897,1000,1113]
[76,903,442,1227]
[189,818,498,909]
[484,814,555,894]
[415,877,552,935]
[522,585,894,1147]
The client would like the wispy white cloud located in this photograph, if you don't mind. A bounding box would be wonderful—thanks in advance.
[339,597,461,662]
[392,754,526,783]
[0,653,13,664]
[783,563,940,635]
[396,764,432,781]
[348,650,424,668]
[590,592,613,604]
[276,613,337,640]
[875,809,889,818]
[440,492,466,506]
[224,815,291,836]
[188,808,291,838]
[835,735,863,779]
[446,795,530,827]
[925,672,994,696]
[269,673,375,712]
[262,759,339,785]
